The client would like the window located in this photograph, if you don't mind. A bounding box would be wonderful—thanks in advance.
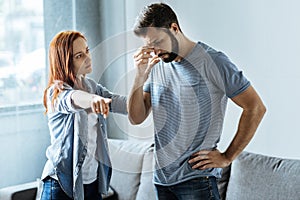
[0,0,45,107]
[0,1,47,189]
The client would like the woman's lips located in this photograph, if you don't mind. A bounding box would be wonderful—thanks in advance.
[85,64,91,69]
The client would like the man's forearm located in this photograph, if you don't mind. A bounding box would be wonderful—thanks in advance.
[224,104,266,162]
[127,75,149,124]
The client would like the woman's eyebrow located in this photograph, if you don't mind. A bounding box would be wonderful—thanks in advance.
[74,46,88,55]
[73,50,82,56]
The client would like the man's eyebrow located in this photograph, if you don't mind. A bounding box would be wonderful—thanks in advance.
[148,38,159,45]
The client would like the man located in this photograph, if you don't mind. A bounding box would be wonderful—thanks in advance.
[128,3,266,199]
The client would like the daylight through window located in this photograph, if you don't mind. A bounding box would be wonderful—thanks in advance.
[0,0,45,107]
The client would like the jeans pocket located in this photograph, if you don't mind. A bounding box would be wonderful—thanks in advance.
[41,177,71,200]
[40,179,51,200]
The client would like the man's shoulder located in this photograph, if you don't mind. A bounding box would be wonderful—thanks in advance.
[196,41,224,59]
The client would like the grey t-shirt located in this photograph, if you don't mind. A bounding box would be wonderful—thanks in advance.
[144,42,250,186]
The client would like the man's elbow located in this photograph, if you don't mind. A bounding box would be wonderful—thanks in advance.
[127,104,150,125]
[256,102,267,119]
[129,119,142,125]
[128,114,145,125]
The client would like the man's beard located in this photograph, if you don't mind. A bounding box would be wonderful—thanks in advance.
[158,29,179,63]
[158,52,178,63]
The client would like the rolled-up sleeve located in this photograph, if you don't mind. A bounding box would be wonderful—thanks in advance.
[110,94,127,114]
[95,83,127,115]
[48,86,83,114]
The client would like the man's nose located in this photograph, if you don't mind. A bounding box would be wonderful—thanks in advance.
[153,48,161,55]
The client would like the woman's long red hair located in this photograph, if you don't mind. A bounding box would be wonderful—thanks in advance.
[43,31,86,113]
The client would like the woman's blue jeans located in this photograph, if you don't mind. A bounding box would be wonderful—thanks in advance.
[40,177,102,200]
[155,176,220,200]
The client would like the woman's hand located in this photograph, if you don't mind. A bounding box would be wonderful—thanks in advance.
[91,95,112,118]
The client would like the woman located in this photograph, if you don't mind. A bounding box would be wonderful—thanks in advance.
[40,31,127,200]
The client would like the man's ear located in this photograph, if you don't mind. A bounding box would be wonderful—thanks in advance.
[170,23,179,33]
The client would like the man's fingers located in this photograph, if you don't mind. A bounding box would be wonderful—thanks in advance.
[188,149,230,169]
[149,56,160,67]
[188,154,209,164]
[191,159,212,169]
[192,150,211,156]
[134,47,154,60]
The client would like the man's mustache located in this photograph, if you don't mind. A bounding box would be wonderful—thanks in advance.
[158,52,169,57]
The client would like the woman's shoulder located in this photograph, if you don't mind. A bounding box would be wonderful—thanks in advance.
[82,76,97,92]
[46,81,73,97]
[84,76,106,91]
[84,76,96,85]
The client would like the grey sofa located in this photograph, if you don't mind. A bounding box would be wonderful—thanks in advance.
[218,151,300,200]
[109,139,300,200]
[1,139,300,200]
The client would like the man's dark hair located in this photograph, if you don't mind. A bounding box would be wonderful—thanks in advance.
[133,3,182,36]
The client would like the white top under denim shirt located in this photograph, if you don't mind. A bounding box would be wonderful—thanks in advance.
[41,77,127,200]
[81,113,99,184]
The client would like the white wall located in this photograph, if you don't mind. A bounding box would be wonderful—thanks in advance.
[161,0,300,159]
[0,106,49,188]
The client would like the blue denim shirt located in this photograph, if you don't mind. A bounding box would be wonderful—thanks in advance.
[41,77,127,199]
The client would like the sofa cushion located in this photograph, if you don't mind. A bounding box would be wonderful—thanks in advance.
[135,145,156,200]
[108,139,153,200]
[226,151,300,200]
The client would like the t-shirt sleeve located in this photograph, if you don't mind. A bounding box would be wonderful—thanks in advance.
[143,82,151,93]
[93,80,127,114]
[143,74,151,93]
[211,53,250,98]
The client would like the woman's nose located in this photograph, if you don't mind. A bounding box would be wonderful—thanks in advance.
[85,53,91,61]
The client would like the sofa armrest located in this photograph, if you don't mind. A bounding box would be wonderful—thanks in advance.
[226,151,300,200]
[0,181,37,200]
[217,165,231,200]
[135,144,156,200]
[108,139,154,200]
[0,181,117,200]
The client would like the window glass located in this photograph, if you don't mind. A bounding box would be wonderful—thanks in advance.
[0,0,45,107]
